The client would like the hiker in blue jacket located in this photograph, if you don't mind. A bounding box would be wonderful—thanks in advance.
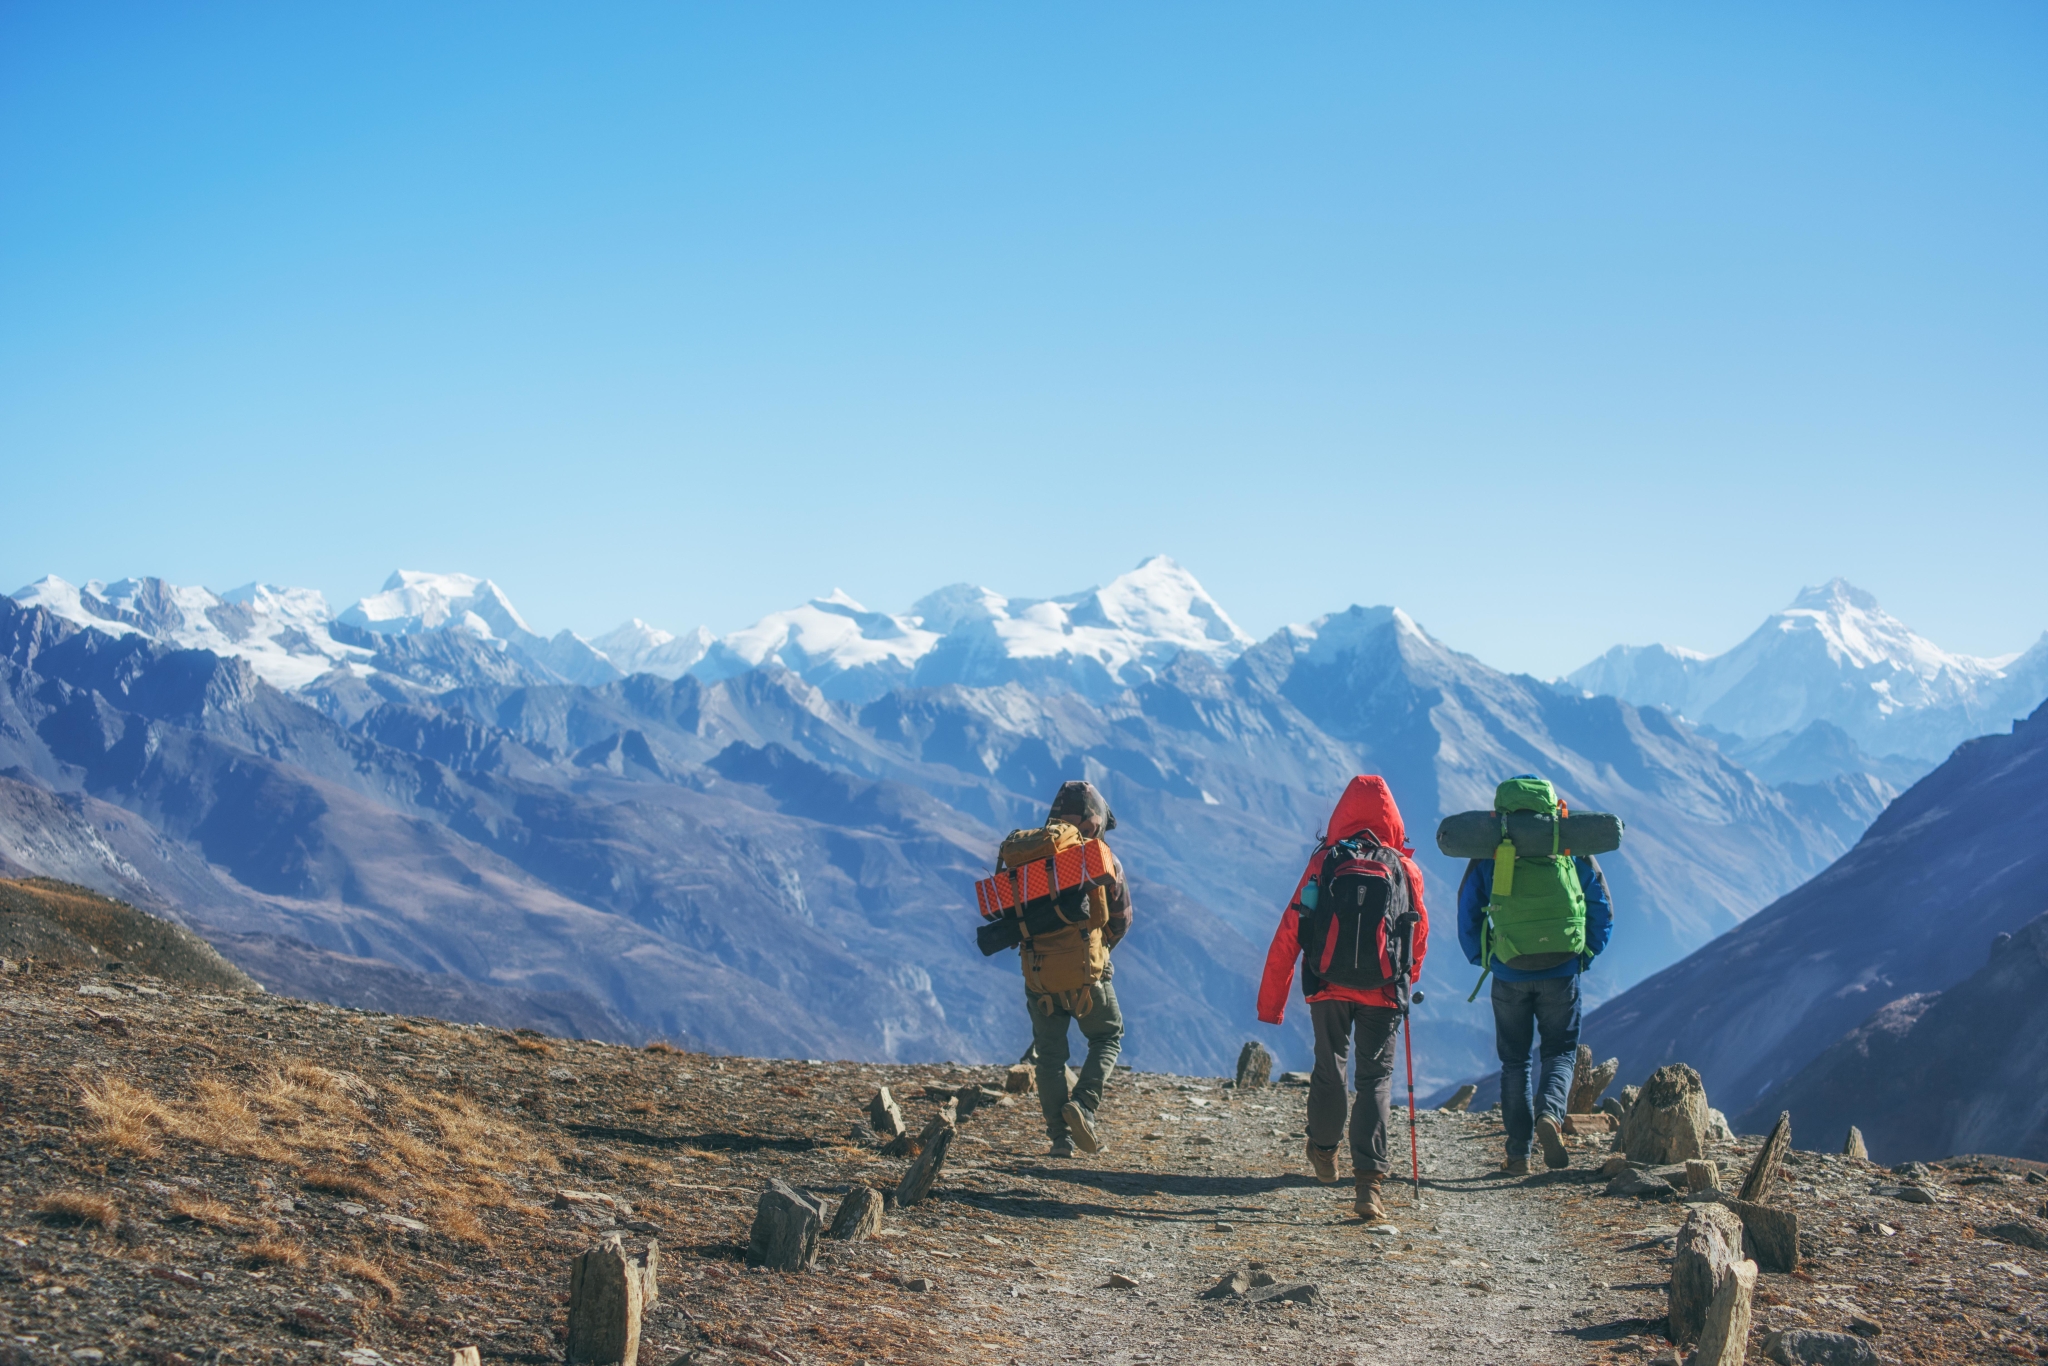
[1457,776,1615,1177]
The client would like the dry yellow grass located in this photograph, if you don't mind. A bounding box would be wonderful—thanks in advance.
[171,1194,257,1232]
[332,1254,398,1301]
[77,1076,168,1157]
[643,1040,680,1054]
[298,1167,383,1201]
[33,1191,119,1229]
[513,1038,555,1057]
[238,1235,307,1267]
[624,1100,657,1115]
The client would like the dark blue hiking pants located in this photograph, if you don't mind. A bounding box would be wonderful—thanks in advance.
[1492,974,1581,1160]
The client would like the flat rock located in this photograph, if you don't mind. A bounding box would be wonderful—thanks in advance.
[1761,1329,1882,1365]
[1606,1169,1676,1199]
[1979,1216,2048,1251]
[1248,1281,1321,1307]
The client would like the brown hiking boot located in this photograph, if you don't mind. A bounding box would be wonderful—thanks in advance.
[1501,1155,1531,1177]
[1353,1173,1388,1223]
[1536,1113,1570,1170]
[1306,1140,1339,1185]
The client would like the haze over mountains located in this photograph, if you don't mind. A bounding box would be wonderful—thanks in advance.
[5,559,2042,1096]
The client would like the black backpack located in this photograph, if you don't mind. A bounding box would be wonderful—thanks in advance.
[1297,833,1410,993]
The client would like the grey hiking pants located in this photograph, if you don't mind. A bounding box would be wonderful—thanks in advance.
[1308,998,1400,1177]
[1027,978,1123,1140]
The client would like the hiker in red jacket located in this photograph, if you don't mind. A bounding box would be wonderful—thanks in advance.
[1257,775,1429,1223]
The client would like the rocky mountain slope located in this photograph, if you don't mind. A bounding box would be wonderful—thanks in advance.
[1571,698,2048,1139]
[1568,578,2048,773]
[1744,906,2048,1164]
[3,957,2044,1366]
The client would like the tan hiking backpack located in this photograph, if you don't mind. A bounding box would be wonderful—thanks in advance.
[996,821,1112,1004]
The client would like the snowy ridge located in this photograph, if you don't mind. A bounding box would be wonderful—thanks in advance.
[1567,578,2048,762]
[12,575,368,691]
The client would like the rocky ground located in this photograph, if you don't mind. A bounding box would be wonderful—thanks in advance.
[2,948,2046,1364]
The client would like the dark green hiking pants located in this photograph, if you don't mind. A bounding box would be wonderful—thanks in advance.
[1027,979,1123,1140]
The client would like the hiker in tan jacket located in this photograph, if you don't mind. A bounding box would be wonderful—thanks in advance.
[1018,780,1131,1157]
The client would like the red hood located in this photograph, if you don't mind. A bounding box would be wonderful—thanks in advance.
[1324,775,1408,850]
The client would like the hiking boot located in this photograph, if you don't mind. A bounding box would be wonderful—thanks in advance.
[1353,1174,1388,1223]
[1536,1113,1570,1170]
[1048,1137,1075,1159]
[1306,1140,1340,1185]
[1501,1156,1531,1178]
[1062,1102,1103,1154]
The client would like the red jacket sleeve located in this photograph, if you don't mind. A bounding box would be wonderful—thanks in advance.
[1257,904,1302,1025]
[1402,854,1429,982]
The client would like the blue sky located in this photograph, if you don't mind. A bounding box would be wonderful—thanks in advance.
[2,3,2043,676]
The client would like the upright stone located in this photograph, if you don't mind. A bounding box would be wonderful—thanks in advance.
[1685,1160,1720,1195]
[1569,1054,1620,1114]
[1843,1125,1868,1160]
[1668,1202,1745,1345]
[566,1240,643,1366]
[745,1180,824,1272]
[1235,1041,1274,1090]
[452,1350,481,1366]
[828,1185,884,1241]
[1003,1064,1036,1095]
[1619,1084,1641,1113]
[868,1087,905,1138]
[1440,1084,1478,1113]
[1621,1064,1709,1165]
[1723,1195,1800,1272]
[1738,1111,1793,1206]
[895,1115,956,1208]
[1691,1257,1758,1366]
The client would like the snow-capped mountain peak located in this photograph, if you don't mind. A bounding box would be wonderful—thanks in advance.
[339,570,533,641]
[589,619,714,680]
[1567,579,2048,761]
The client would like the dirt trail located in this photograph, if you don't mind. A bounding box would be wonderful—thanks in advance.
[906,1074,1666,1365]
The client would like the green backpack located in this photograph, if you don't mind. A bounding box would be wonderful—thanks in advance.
[1466,777,1588,1000]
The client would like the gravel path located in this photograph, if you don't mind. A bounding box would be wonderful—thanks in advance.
[891,1073,1670,1365]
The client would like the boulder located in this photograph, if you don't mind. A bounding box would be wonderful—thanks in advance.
[566,1240,644,1366]
[1978,1216,2048,1252]
[1605,1168,1675,1199]
[1003,1064,1036,1095]
[1738,1111,1793,1205]
[1568,1049,1620,1114]
[1684,1160,1720,1195]
[1201,1268,1254,1300]
[868,1087,905,1138]
[1691,1257,1757,1366]
[1278,1071,1310,1086]
[828,1186,884,1241]
[1669,1203,1746,1345]
[1842,1126,1868,1160]
[1761,1329,1882,1365]
[1235,1041,1274,1089]
[1600,1095,1627,1121]
[1722,1195,1800,1272]
[1440,1084,1478,1113]
[1622,1064,1709,1165]
[1247,1281,1321,1307]
[745,1180,824,1271]
[1705,1108,1734,1143]
[1619,1084,1641,1112]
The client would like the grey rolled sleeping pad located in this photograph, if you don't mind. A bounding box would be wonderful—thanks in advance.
[1435,809,1625,860]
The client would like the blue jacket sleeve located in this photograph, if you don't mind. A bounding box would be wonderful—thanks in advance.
[1577,854,1613,958]
[1457,861,1489,965]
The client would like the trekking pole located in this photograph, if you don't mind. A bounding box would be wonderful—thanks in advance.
[1394,909,1423,1207]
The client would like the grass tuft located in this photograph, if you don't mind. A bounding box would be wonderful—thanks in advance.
[77,1076,167,1157]
[332,1254,398,1301]
[514,1038,555,1057]
[298,1167,383,1201]
[170,1194,258,1232]
[33,1191,120,1230]
[239,1235,307,1267]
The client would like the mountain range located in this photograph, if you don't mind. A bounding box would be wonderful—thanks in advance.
[5,560,2041,1094]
